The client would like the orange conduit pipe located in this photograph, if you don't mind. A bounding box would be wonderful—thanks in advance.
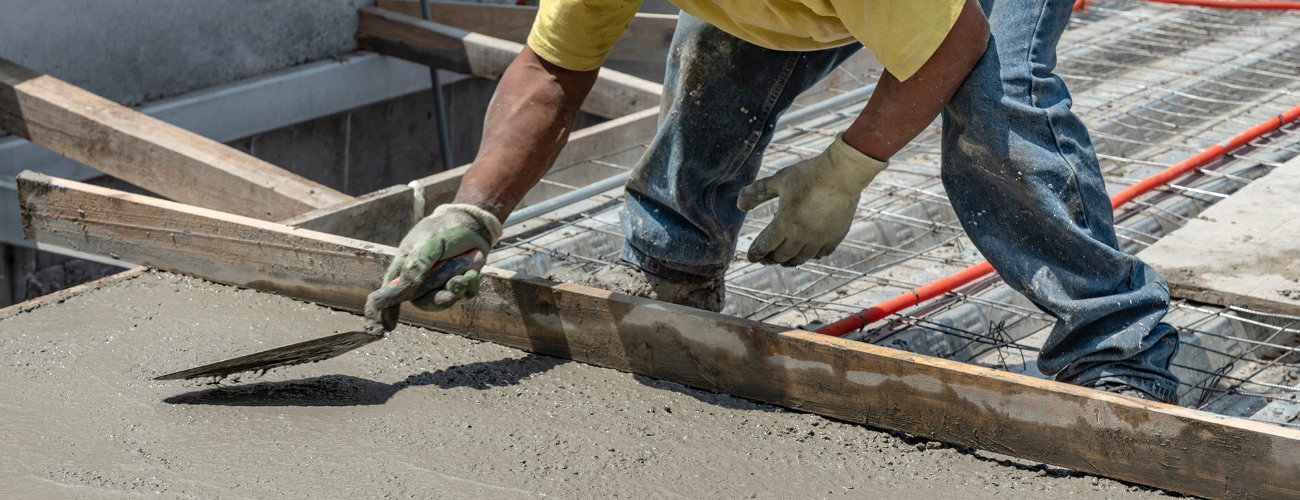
[1074,0,1300,11]
[814,103,1300,337]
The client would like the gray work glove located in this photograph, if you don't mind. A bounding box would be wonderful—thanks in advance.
[368,203,501,330]
[737,134,887,266]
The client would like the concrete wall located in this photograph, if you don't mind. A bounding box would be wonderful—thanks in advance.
[0,0,372,106]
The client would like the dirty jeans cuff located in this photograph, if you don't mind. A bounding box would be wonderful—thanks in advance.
[1064,373,1179,405]
[620,246,725,284]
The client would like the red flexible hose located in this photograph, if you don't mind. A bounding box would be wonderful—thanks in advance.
[814,103,1300,337]
[1075,0,1300,12]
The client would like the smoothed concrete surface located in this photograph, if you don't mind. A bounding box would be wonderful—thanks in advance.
[0,271,1172,498]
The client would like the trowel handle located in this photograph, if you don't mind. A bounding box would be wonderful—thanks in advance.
[365,249,485,332]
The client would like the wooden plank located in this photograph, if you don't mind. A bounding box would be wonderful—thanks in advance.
[17,171,1300,500]
[0,58,352,221]
[1139,157,1300,316]
[375,0,675,80]
[357,7,661,119]
[283,106,660,244]
[377,0,538,45]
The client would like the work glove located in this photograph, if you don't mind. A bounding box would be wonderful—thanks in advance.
[370,203,501,330]
[737,134,887,266]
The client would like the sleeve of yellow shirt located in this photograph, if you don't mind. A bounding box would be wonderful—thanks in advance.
[833,0,966,82]
[527,0,644,71]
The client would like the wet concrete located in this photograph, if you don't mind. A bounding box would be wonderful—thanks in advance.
[0,271,1174,498]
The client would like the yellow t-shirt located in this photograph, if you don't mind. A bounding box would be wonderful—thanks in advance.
[526,0,965,82]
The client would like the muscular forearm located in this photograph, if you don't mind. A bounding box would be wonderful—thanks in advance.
[453,46,599,222]
[842,0,989,161]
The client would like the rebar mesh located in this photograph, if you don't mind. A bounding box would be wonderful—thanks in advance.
[490,0,1300,424]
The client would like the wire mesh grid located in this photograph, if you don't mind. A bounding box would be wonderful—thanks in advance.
[490,0,1300,422]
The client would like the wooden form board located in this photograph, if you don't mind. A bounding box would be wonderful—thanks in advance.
[0,58,351,221]
[356,7,662,120]
[17,171,1300,500]
[1139,156,1300,316]
[282,106,660,245]
[374,0,675,79]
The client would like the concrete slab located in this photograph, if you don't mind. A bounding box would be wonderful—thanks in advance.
[1139,156,1300,316]
[0,271,1167,498]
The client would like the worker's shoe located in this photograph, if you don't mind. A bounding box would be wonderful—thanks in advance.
[547,263,725,313]
[1079,379,1178,405]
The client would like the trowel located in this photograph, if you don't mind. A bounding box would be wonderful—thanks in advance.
[154,250,484,381]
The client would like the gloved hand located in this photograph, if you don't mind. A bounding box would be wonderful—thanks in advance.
[371,203,502,329]
[737,134,887,266]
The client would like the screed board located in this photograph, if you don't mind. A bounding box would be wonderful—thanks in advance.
[1138,156,1300,316]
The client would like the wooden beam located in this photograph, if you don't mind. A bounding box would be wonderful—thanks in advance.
[18,171,1300,500]
[0,58,352,221]
[282,106,660,245]
[378,0,539,44]
[357,6,661,119]
[374,0,675,80]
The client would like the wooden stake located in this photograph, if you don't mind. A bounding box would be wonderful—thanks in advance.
[17,172,1300,499]
[0,58,352,221]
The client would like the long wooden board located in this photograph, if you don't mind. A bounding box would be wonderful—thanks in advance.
[357,7,661,119]
[17,172,1300,499]
[282,106,660,244]
[0,58,352,221]
[1139,157,1300,316]
[374,0,675,80]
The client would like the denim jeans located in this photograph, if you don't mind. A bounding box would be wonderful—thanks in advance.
[622,2,1180,401]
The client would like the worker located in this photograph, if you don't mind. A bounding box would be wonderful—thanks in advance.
[380,0,1181,404]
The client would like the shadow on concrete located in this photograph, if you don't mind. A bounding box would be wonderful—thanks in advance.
[162,353,567,407]
[631,374,780,413]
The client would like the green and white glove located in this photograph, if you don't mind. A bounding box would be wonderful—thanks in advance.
[737,134,887,266]
[372,203,502,327]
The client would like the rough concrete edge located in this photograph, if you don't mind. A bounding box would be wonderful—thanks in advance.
[0,266,147,318]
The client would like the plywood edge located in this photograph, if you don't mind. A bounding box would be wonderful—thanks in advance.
[1166,278,1300,317]
[17,172,1300,499]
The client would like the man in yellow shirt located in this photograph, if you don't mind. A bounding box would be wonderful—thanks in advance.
[381,0,989,306]
[380,0,1182,403]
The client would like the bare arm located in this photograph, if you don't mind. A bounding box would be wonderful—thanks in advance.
[453,46,600,222]
[842,0,990,160]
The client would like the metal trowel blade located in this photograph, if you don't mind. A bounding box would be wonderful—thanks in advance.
[153,331,385,381]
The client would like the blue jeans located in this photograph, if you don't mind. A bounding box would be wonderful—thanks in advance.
[622,2,1180,401]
